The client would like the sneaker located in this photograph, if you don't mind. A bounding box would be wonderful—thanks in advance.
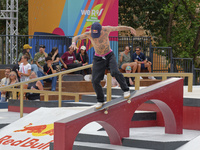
[124,91,130,99]
[148,76,156,80]
[140,76,143,80]
[95,102,104,109]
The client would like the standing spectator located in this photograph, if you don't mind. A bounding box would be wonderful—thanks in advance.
[124,66,134,87]
[76,45,90,74]
[26,71,43,101]
[132,46,156,80]
[60,47,82,74]
[0,68,11,102]
[48,47,60,72]
[34,45,48,72]
[37,56,57,91]
[6,71,18,100]
[18,55,31,88]
[18,44,38,73]
[119,45,137,73]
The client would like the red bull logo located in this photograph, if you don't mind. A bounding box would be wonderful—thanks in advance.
[92,29,98,33]
[14,123,54,137]
[0,135,53,150]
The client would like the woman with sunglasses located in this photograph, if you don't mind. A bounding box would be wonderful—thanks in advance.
[119,45,137,73]
[6,71,18,100]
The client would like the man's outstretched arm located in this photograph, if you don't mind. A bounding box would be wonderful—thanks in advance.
[106,26,137,36]
[70,32,90,50]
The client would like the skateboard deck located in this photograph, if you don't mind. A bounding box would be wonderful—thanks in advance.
[95,91,136,114]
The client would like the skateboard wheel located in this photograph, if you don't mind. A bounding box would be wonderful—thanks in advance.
[127,99,131,103]
[104,110,108,114]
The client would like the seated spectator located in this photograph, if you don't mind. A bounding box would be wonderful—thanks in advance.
[34,45,48,72]
[12,58,21,81]
[18,44,38,73]
[6,71,19,100]
[0,68,11,102]
[76,46,91,74]
[48,47,61,72]
[104,76,119,88]
[124,66,134,87]
[37,56,57,91]
[26,71,43,101]
[132,46,156,80]
[119,46,137,73]
[60,47,82,74]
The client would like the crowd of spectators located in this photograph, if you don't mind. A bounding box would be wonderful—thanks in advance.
[0,44,156,102]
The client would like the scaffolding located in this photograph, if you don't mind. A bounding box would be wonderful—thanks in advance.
[0,0,18,64]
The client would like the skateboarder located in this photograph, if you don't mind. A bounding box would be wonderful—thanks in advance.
[70,22,137,109]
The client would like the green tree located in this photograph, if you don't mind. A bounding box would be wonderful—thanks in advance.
[119,0,200,65]
[0,0,28,35]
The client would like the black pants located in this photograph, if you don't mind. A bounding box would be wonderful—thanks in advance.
[67,63,82,74]
[92,52,129,102]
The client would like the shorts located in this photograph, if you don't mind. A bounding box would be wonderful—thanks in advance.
[141,64,146,70]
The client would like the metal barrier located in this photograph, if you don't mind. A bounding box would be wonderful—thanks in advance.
[194,68,200,85]
[151,47,172,73]
[0,64,93,117]
[172,58,194,73]
[106,73,193,102]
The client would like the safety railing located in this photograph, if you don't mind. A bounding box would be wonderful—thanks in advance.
[0,64,93,117]
[106,73,193,102]
[194,68,200,85]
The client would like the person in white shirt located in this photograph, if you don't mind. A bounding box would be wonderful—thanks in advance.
[18,55,31,88]
[0,68,11,102]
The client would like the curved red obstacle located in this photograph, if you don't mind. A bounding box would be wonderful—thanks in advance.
[54,78,183,150]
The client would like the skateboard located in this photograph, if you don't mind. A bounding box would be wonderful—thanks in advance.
[95,91,136,114]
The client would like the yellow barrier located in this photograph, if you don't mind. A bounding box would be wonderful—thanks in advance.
[106,72,193,102]
[0,64,93,117]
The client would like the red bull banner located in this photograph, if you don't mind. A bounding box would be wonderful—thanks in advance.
[0,107,86,150]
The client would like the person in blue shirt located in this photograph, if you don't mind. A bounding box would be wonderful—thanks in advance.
[132,46,156,80]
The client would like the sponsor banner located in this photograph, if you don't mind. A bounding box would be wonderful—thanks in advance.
[0,107,87,150]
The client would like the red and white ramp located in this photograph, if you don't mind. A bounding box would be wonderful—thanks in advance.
[0,107,88,150]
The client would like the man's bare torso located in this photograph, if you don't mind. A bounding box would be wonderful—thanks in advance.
[88,27,111,56]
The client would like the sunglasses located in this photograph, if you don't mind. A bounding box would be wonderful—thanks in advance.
[9,74,15,76]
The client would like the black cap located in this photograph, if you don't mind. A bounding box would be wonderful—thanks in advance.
[91,22,102,38]
[39,45,46,48]
[45,56,52,61]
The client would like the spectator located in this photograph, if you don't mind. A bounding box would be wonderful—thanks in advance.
[18,55,31,88]
[0,68,11,102]
[26,71,43,101]
[132,46,156,80]
[6,71,19,100]
[124,66,134,87]
[12,58,21,81]
[37,56,57,91]
[60,47,82,74]
[119,46,137,73]
[18,44,38,73]
[18,55,31,82]
[76,45,90,74]
[104,76,119,88]
[34,45,48,72]
[48,47,61,72]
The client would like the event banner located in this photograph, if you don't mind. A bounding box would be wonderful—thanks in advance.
[29,0,118,36]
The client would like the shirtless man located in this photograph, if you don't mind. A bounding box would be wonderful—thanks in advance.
[70,22,136,109]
